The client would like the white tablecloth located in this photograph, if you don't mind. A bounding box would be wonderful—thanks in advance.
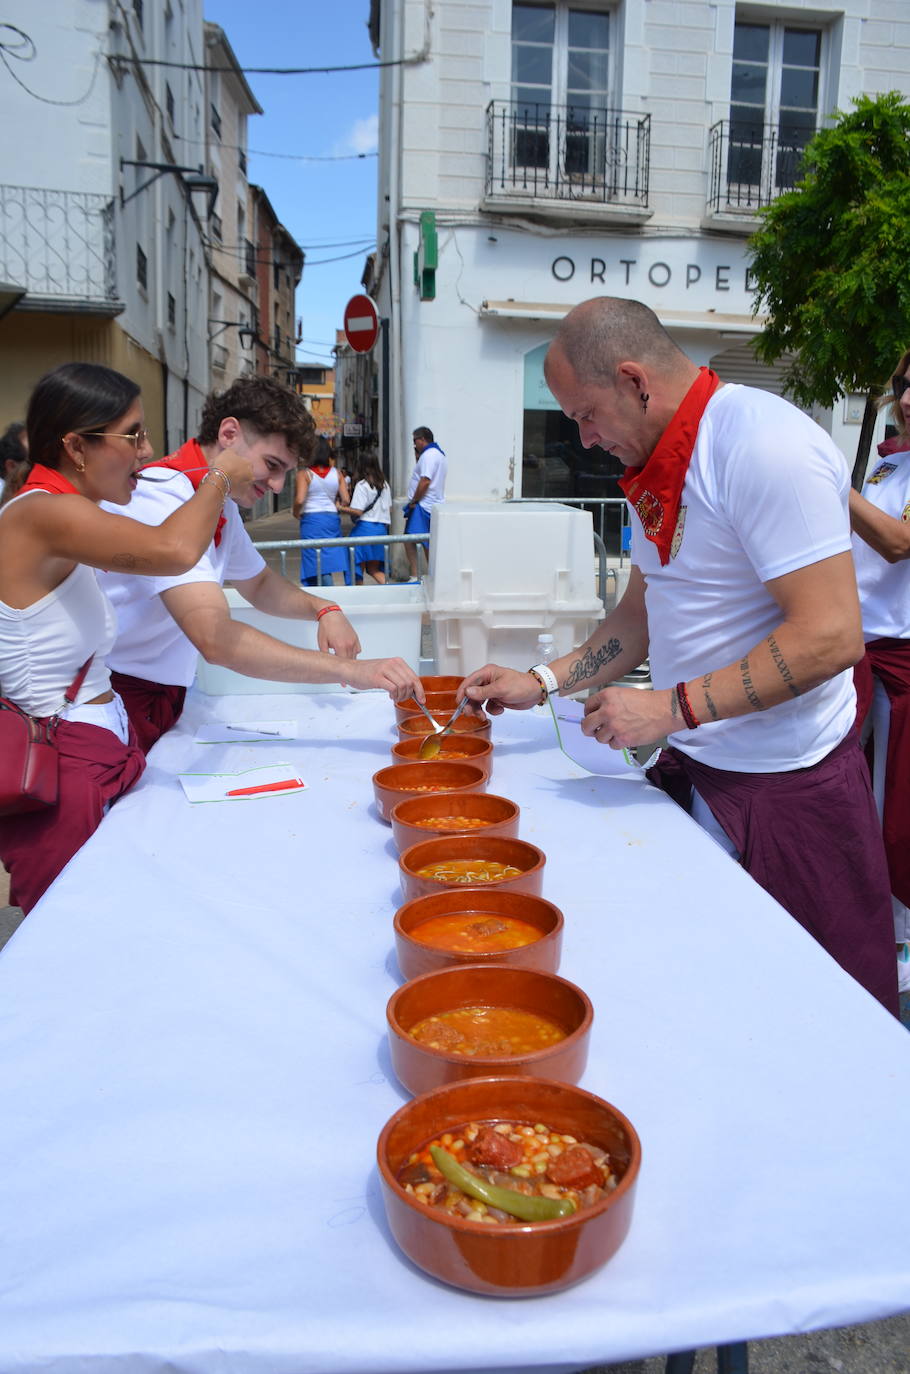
[0,691,908,1373]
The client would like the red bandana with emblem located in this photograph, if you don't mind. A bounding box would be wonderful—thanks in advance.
[150,437,226,547]
[21,464,83,496]
[618,366,721,566]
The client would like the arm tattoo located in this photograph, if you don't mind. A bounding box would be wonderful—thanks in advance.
[563,638,622,689]
[107,553,152,571]
[670,686,679,719]
[740,654,765,712]
[767,634,801,698]
[701,672,719,721]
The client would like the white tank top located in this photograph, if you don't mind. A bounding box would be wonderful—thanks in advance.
[0,491,115,716]
[303,467,340,514]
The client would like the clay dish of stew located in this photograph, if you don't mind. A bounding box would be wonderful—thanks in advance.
[376,1074,641,1296]
[372,762,487,823]
[393,691,460,726]
[398,834,545,903]
[397,713,492,746]
[394,889,563,981]
[386,964,591,1096]
[390,792,519,853]
[418,675,464,695]
[391,735,493,780]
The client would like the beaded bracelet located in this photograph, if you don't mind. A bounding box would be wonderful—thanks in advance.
[675,680,701,730]
[526,668,549,706]
[200,466,231,499]
[316,603,342,621]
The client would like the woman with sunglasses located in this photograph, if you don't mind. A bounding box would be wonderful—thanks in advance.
[0,362,252,913]
[849,352,910,998]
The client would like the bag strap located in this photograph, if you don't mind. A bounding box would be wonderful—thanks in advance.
[358,485,383,518]
[63,655,95,705]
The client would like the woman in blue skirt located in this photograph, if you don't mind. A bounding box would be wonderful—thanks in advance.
[292,438,352,586]
[343,455,391,584]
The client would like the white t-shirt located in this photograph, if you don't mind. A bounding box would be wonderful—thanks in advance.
[351,479,391,524]
[407,443,447,510]
[301,467,340,515]
[631,384,855,772]
[99,471,265,687]
[852,448,910,640]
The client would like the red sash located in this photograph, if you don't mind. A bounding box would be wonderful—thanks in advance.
[149,438,225,547]
[618,367,721,565]
[20,464,82,496]
[310,465,331,479]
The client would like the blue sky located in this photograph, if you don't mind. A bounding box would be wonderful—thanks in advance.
[203,1,380,368]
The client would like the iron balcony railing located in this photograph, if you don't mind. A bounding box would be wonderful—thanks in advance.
[486,101,650,208]
[0,185,118,305]
[707,120,809,213]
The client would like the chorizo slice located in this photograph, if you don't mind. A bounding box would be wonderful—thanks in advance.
[468,1126,523,1170]
[545,1145,605,1190]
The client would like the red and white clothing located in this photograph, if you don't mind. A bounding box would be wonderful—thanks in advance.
[99,446,265,690]
[852,448,910,921]
[302,466,341,514]
[631,384,856,772]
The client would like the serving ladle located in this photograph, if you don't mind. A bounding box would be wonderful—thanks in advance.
[417,696,471,759]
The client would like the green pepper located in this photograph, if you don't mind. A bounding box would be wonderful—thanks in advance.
[430,1145,575,1222]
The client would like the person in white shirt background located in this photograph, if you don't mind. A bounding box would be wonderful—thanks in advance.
[341,454,392,584]
[403,426,447,579]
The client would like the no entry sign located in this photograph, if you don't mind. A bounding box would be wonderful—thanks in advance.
[343,294,379,353]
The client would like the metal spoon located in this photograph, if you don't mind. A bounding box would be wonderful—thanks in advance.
[417,696,471,759]
[410,699,446,756]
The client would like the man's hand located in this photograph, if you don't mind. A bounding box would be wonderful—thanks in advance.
[343,657,424,702]
[316,609,361,659]
[582,686,674,750]
[461,664,542,716]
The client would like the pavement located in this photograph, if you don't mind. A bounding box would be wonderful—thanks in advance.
[1,512,907,1368]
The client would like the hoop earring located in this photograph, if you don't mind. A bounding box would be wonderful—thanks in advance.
[640,392,650,414]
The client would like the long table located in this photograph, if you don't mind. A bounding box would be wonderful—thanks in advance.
[1,691,908,1373]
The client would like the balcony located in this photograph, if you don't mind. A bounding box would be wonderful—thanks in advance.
[0,185,121,313]
[484,101,651,223]
[706,120,807,217]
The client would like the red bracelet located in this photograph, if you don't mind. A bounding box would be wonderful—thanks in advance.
[675,681,700,730]
[315,604,342,621]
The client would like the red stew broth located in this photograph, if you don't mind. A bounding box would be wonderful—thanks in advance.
[408,1004,565,1056]
[411,913,542,953]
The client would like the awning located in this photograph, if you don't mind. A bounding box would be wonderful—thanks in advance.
[479,299,764,334]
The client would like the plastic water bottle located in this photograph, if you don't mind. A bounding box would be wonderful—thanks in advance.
[535,632,557,665]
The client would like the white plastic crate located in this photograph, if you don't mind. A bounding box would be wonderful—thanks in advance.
[194,583,427,695]
[425,502,603,674]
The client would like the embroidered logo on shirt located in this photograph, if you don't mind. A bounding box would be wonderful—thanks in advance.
[867,462,897,485]
[902,501,910,523]
[635,490,663,535]
[670,505,687,559]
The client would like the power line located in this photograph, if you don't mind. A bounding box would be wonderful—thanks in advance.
[171,131,376,162]
[0,23,104,106]
[114,55,416,76]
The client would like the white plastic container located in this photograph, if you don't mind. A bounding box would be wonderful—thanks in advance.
[194,583,427,695]
[425,502,604,674]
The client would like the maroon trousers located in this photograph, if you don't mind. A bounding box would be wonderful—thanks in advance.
[0,719,145,913]
[854,638,910,910]
[110,671,187,755]
[648,730,899,1016]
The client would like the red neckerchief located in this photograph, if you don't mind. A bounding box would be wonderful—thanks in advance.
[618,367,721,566]
[149,437,226,547]
[310,464,331,479]
[20,463,82,496]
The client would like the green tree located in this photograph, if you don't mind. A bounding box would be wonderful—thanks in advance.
[748,91,910,485]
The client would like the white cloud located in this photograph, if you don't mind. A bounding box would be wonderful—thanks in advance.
[336,114,379,156]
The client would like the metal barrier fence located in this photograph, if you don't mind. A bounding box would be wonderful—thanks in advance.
[251,531,430,585]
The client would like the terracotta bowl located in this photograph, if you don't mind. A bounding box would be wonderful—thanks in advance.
[394,692,460,726]
[399,834,545,903]
[394,889,564,981]
[372,762,487,823]
[397,713,492,746]
[376,1075,641,1296]
[419,675,464,695]
[391,735,493,780]
[386,964,592,1096]
[390,792,519,852]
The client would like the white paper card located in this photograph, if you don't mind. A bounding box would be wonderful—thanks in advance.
[551,699,660,775]
[194,720,299,743]
[178,762,307,804]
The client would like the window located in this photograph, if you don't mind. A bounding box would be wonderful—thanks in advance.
[511,2,610,180]
[133,0,143,29]
[210,103,222,140]
[166,83,175,128]
[136,244,148,291]
[727,20,822,194]
[273,259,281,290]
[211,212,223,242]
[167,292,176,327]
[244,238,257,277]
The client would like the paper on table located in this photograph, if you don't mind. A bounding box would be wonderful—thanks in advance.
[193,720,299,743]
[549,698,661,776]
[178,762,307,804]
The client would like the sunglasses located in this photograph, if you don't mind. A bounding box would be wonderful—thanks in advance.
[892,375,910,401]
[79,428,151,447]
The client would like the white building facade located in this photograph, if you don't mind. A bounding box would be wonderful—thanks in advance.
[369,0,910,504]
